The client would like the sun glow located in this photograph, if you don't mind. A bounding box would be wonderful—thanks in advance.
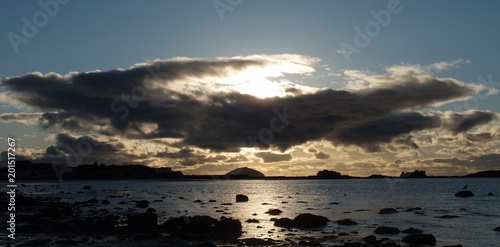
[233,79,286,98]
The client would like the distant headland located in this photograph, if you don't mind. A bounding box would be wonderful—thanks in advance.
[1,160,499,181]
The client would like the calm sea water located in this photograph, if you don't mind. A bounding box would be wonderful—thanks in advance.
[15,178,500,246]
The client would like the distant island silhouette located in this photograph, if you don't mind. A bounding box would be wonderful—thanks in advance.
[1,161,499,181]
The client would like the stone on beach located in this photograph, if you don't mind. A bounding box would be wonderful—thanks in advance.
[292,213,329,228]
[274,218,294,228]
[236,194,249,202]
[455,190,474,197]
[374,226,400,234]
[265,208,283,215]
[402,227,423,234]
[127,212,157,228]
[378,208,398,214]
[401,233,436,245]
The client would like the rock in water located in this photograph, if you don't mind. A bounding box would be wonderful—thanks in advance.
[336,219,357,225]
[402,227,423,234]
[83,185,92,190]
[265,209,283,215]
[274,218,293,228]
[128,212,157,228]
[455,190,474,197]
[374,226,400,234]
[236,194,249,202]
[214,217,242,238]
[493,227,500,231]
[292,213,329,228]
[378,208,398,214]
[402,233,436,245]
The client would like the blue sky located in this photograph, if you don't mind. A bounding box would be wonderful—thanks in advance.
[1,1,499,176]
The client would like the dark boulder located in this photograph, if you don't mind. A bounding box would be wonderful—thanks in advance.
[292,213,329,228]
[494,227,500,231]
[146,208,156,213]
[378,208,398,214]
[362,235,377,244]
[246,219,259,223]
[336,219,358,226]
[274,218,294,228]
[214,217,242,238]
[128,212,157,228]
[487,192,494,196]
[402,233,436,245]
[83,185,92,190]
[236,194,249,202]
[265,209,283,215]
[455,190,474,197]
[402,227,423,234]
[374,226,400,234]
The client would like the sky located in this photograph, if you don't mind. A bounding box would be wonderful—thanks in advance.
[1,0,499,176]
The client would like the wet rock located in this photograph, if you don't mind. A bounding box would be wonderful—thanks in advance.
[274,218,294,228]
[241,238,278,246]
[378,208,398,214]
[221,203,232,205]
[493,227,500,231]
[297,200,308,203]
[362,235,377,244]
[374,226,400,234]
[128,212,157,228]
[401,233,436,245]
[336,219,358,226]
[292,213,329,228]
[208,199,217,202]
[246,219,260,223]
[265,209,283,215]
[487,192,494,196]
[236,194,249,202]
[193,199,203,203]
[405,207,422,212]
[136,200,149,208]
[214,216,242,238]
[436,215,460,219]
[146,208,156,213]
[455,190,474,197]
[402,227,423,234]
[83,185,92,190]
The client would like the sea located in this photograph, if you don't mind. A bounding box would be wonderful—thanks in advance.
[8,178,500,246]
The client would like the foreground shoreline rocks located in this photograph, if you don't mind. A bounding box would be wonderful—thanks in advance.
[0,193,475,247]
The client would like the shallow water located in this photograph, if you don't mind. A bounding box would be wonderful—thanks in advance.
[12,178,500,246]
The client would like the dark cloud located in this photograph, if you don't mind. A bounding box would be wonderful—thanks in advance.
[429,153,500,171]
[444,111,496,134]
[0,58,483,156]
[314,151,331,159]
[255,152,293,163]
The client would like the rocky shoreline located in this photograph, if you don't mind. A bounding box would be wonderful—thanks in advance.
[2,186,491,247]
